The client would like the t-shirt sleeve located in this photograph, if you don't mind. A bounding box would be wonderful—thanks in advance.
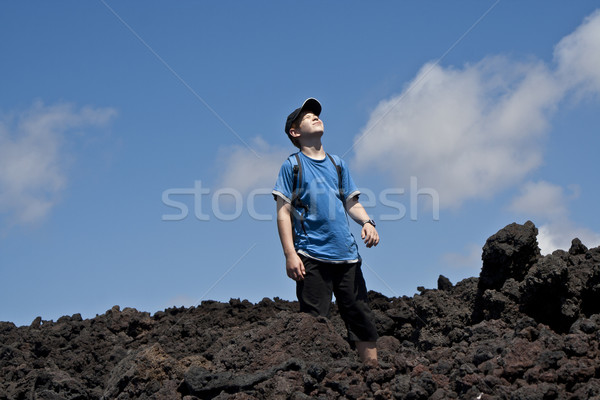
[272,159,293,203]
[340,158,360,202]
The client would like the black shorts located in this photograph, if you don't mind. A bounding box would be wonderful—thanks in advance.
[296,254,379,342]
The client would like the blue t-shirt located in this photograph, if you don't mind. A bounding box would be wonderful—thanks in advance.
[272,152,361,263]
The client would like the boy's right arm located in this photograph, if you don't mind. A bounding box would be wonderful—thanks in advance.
[276,197,305,281]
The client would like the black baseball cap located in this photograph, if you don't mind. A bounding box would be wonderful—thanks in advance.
[284,98,322,134]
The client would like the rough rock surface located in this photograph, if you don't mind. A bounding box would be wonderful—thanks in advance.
[1,221,599,399]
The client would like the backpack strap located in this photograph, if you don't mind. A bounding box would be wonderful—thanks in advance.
[291,153,301,204]
[326,153,346,209]
[290,153,308,235]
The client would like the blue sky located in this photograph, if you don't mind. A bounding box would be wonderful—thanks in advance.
[1,1,599,327]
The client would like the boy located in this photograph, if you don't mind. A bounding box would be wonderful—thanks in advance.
[272,98,380,365]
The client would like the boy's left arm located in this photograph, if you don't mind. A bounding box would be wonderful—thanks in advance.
[345,196,379,248]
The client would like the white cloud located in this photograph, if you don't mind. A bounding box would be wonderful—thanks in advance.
[352,9,600,209]
[538,221,600,255]
[509,180,600,254]
[509,181,571,218]
[0,101,116,225]
[216,136,291,194]
[555,9,600,94]
[352,58,561,209]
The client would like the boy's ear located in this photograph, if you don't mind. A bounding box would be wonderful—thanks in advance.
[289,127,301,138]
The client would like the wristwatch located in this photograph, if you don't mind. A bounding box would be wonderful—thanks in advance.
[362,219,376,227]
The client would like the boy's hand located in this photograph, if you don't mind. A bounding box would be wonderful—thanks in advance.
[286,254,306,281]
[361,224,380,248]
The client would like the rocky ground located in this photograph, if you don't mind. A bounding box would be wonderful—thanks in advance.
[1,221,600,399]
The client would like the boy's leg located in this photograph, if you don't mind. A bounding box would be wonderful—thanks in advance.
[331,261,379,363]
[356,341,378,366]
[296,255,333,317]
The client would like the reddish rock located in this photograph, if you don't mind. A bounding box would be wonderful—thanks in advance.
[1,221,599,400]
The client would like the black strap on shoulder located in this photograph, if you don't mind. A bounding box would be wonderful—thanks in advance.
[291,154,308,235]
[292,153,301,200]
[326,153,345,208]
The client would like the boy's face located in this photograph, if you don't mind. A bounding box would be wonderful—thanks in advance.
[294,112,324,137]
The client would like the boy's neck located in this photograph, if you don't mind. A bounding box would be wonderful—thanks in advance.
[300,141,326,159]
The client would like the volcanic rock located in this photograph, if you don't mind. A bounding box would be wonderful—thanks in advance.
[479,221,540,291]
[1,221,600,399]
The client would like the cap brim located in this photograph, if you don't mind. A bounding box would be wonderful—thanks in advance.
[299,98,321,117]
